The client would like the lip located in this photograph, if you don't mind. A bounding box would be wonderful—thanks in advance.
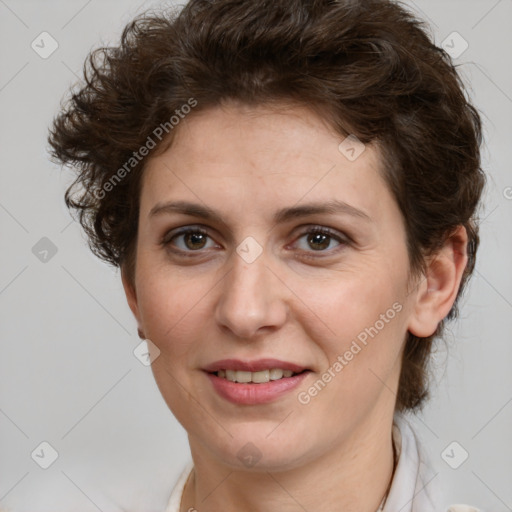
[202,358,308,373]
[205,370,311,405]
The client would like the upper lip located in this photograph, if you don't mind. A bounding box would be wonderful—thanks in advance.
[203,358,308,373]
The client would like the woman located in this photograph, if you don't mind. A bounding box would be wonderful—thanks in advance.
[48,0,486,510]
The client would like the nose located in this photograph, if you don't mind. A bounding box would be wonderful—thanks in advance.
[214,249,288,340]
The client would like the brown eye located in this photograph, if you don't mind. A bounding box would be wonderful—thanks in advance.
[306,232,332,251]
[163,227,216,252]
[182,231,208,250]
[292,226,350,258]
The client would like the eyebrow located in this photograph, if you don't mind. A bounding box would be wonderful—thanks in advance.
[149,199,372,224]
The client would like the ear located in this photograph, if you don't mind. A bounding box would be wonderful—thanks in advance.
[407,225,468,338]
[121,266,145,339]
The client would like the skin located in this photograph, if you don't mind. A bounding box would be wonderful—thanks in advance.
[122,101,468,512]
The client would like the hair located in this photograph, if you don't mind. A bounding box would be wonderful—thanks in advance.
[48,0,485,412]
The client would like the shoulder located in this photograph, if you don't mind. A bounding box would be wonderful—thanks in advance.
[392,415,484,512]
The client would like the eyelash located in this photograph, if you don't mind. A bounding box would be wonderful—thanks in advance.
[161,225,350,259]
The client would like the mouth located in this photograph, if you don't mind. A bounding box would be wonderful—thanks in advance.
[207,368,310,384]
[203,363,312,405]
[203,358,310,380]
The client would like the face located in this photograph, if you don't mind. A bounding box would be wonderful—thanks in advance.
[124,102,424,471]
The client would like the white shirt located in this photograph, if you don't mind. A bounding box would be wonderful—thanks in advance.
[164,414,481,512]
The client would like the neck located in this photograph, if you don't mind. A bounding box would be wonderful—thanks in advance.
[180,407,397,512]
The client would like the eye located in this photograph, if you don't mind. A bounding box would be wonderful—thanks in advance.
[292,226,349,256]
[162,226,218,254]
[161,225,350,258]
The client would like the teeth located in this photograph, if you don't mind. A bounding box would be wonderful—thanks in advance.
[269,368,283,380]
[216,368,298,383]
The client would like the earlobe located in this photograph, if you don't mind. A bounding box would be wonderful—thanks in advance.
[407,226,469,338]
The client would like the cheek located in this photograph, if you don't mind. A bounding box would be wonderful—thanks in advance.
[294,267,408,379]
[135,270,208,358]
[296,278,407,415]
[300,265,405,334]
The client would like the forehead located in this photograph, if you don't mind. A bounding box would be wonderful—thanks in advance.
[153,103,373,169]
[141,103,395,225]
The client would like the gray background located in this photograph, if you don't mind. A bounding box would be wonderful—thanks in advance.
[0,0,511,510]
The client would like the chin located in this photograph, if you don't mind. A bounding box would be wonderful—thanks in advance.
[210,429,309,472]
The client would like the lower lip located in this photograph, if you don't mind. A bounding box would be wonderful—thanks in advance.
[204,371,311,405]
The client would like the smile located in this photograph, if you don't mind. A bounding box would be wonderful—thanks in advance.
[214,368,304,383]
[205,370,311,405]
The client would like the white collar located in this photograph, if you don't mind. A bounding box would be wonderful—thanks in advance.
[384,412,445,511]
[165,413,480,512]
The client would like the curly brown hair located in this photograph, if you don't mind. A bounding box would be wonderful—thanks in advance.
[48,0,485,412]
